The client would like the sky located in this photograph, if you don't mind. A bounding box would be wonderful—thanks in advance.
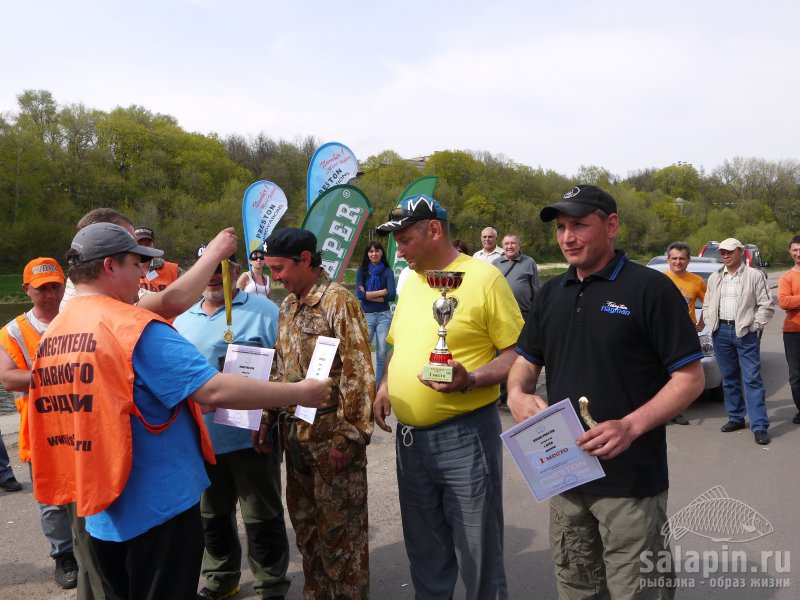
[3,0,799,178]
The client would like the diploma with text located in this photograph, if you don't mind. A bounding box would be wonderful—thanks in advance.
[214,345,275,431]
[501,398,605,502]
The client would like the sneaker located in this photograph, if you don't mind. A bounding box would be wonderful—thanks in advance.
[54,553,78,589]
[793,413,800,424]
[197,586,240,600]
[671,414,690,425]
[0,477,22,492]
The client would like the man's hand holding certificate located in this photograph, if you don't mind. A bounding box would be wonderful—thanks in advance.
[294,336,340,424]
[501,399,605,502]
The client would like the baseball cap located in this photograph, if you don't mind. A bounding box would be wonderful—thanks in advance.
[134,226,154,242]
[23,258,66,288]
[69,223,164,264]
[196,243,238,264]
[718,238,744,251]
[540,185,618,222]
[264,228,318,258]
[375,194,448,234]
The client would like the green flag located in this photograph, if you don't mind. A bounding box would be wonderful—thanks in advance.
[387,176,438,307]
[302,184,373,283]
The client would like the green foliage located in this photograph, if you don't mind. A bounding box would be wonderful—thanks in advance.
[0,274,26,302]
[651,164,702,201]
[0,89,798,279]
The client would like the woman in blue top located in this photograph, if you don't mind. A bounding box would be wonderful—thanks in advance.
[356,241,396,387]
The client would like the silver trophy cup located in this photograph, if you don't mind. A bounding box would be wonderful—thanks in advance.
[422,270,465,382]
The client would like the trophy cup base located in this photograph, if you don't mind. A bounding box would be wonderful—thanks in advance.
[423,351,453,382]
[423,363,454,382]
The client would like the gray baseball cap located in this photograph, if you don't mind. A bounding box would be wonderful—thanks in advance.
[69,223,164,264]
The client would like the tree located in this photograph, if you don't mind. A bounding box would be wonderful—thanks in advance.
[651,164,701,201]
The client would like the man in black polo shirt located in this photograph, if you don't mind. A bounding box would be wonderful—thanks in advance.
[507,185,704,599]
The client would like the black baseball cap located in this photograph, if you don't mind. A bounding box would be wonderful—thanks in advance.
[264,228,318,258]
[540,185,617,222]
[375,194,448,235]
[69,223,164,264]
[196,243,238,264]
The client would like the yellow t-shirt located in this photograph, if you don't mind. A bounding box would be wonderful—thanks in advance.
[663,269,706,325]
[387,253,524,427]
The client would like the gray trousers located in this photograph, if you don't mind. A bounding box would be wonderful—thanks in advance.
[396,403,507,600]
[27,462,72,558]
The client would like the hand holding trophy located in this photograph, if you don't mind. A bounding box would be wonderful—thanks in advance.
[422,270,465,383]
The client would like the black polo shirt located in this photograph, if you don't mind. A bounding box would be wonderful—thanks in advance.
[516,250,702,497]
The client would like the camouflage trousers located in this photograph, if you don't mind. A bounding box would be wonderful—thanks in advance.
[285,439,369,600]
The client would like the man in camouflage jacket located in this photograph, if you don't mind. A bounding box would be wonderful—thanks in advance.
[260,228,374,600]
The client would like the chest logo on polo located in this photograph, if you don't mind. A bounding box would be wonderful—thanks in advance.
[599,301,631,316]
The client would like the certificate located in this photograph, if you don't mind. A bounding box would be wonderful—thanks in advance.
[214,345,275,431]
[501,398,605,502]
[294,336,341,424]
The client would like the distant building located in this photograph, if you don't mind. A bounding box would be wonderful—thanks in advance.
[405,155,431,169]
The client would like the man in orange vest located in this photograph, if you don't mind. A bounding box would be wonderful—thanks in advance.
[0,257,78,589]
[28,223,332,600]
[134,226,183,292]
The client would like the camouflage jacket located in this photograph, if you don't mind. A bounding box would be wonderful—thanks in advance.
[273,272,374,457]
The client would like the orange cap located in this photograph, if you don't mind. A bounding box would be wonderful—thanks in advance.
[23,257,66,288]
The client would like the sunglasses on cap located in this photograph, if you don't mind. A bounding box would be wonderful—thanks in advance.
[387,201,443,221]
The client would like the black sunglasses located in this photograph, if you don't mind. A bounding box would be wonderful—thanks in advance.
[250,255,265,261]
[388,203,438,221]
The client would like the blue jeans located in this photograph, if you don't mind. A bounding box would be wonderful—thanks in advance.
[0,429,14,485]
[783,332,800,413]
[713,325,769,431]
[366,310,391,387]
[395,403,507,600]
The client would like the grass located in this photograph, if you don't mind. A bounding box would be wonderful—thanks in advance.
[340,268,357,284]
[0,275,25,303]
[539,266,568,278]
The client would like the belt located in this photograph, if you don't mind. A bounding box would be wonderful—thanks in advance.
[719,319,735,326]
[275,405,338,473]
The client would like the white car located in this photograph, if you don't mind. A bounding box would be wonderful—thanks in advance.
[646,256,723,400]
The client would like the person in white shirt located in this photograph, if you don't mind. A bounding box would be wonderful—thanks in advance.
[472,227,503,263]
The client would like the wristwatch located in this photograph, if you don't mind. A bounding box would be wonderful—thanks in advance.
[461,372,477,394]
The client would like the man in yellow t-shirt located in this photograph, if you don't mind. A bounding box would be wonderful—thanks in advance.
[662,241,707,425]
[373,194,523,600]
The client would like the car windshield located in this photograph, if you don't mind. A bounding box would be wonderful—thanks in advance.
[702,244,721,261]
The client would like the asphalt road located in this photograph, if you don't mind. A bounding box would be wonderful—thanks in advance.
[0,272,797,599]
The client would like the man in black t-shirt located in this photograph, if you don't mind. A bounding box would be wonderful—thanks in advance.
[507,185,704,599]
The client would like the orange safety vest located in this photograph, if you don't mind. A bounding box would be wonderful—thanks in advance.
[139,261,180,292]
[27,295,215,517]
[0,314,41,462]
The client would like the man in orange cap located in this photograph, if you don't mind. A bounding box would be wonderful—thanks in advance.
[0,257,78,589]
